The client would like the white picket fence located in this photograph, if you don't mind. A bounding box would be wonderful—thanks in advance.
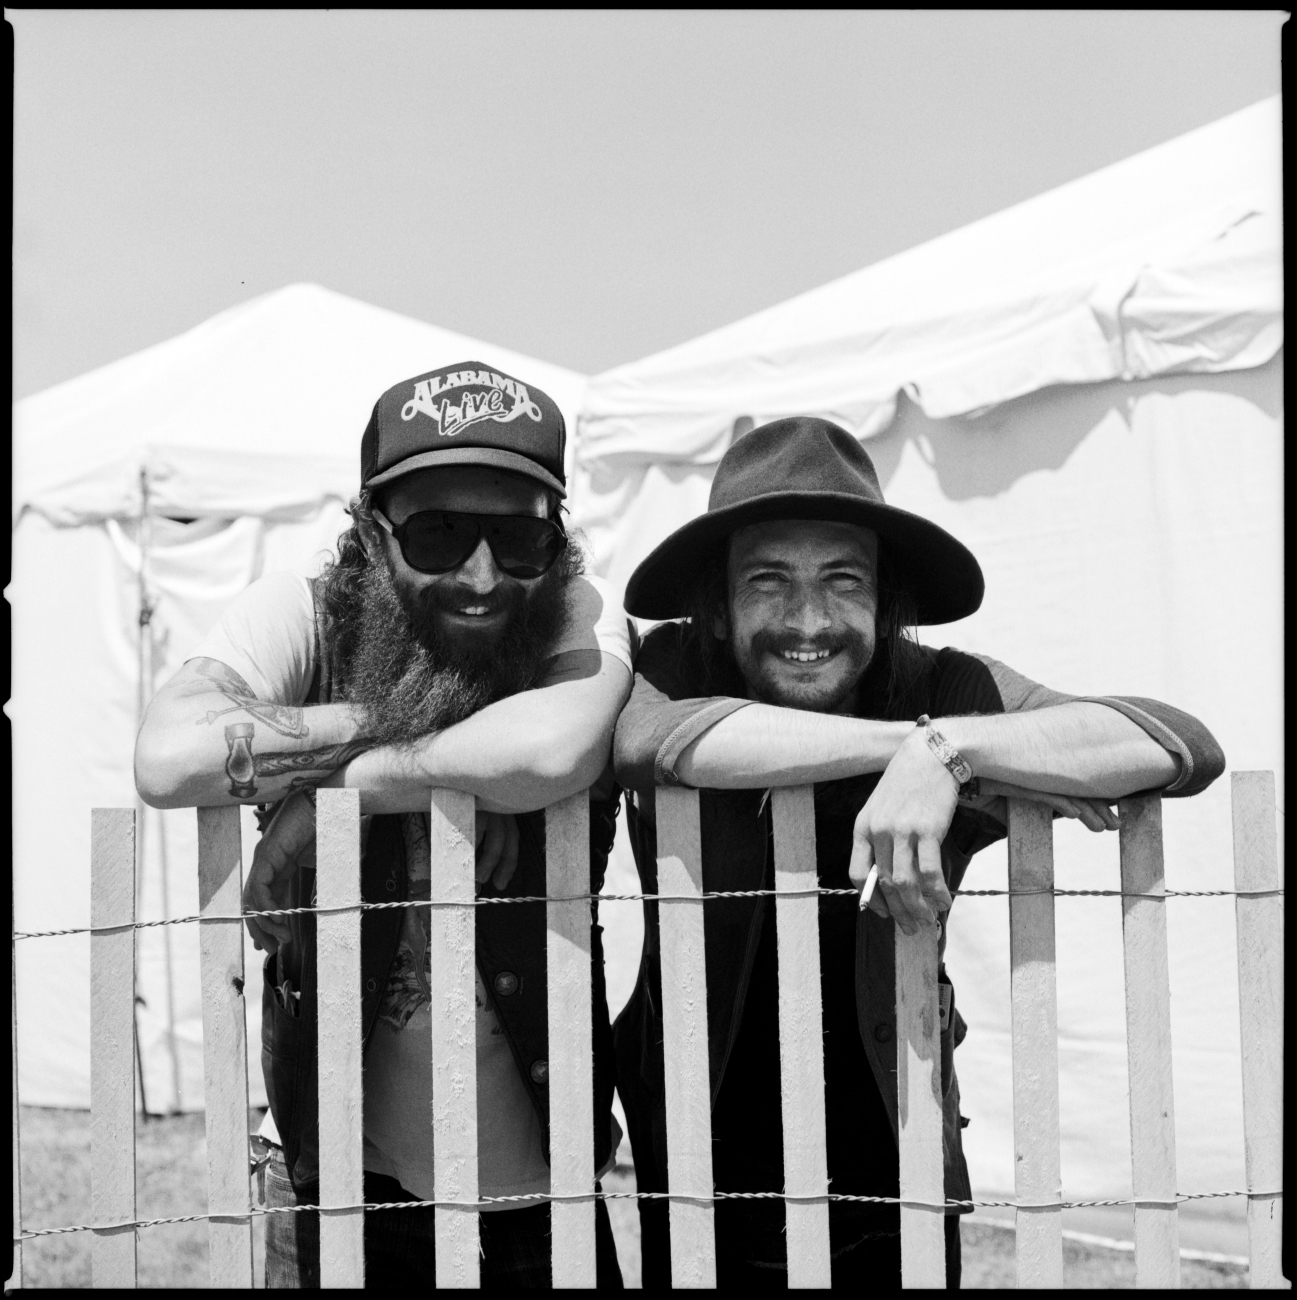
[9,773,1285,1289]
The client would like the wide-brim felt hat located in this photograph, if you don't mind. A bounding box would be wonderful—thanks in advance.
[624,417,984,624]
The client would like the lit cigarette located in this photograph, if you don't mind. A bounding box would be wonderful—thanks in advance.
[859,863,880,911]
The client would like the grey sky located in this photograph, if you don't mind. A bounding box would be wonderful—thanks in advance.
[10,9,1284,399]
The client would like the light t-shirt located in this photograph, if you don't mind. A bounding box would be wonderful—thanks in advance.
[190,569,632,1204]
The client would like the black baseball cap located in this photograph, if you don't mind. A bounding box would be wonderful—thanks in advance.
[361,361,567,497]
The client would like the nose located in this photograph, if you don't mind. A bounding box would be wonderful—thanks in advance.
[784,582,831,639]
[454,536,505,594]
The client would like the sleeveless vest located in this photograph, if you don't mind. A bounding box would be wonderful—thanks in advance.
[260,578,622,1191]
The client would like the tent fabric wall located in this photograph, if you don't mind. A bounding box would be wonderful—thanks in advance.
[15,282,588,527]
[576,97,1280,467]
[10,286,587,1111]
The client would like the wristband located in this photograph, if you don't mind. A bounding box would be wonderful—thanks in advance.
[916,715,977,797]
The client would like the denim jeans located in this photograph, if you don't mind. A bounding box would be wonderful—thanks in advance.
[264,1146,624,1288]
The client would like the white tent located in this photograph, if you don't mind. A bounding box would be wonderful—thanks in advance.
[10,283,587,1112]
[574,97,1282,1240]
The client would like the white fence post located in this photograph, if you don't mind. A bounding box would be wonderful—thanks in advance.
[428,789,480,1288]
[547,792,597,1287]
[895,916,945,1288]
[655,786,717,1288]
[315,789,365,1288]
[1118,795,1180,1289]
[1230,772,1285,1290]
[1007,800,1064,1287]
[196,805,254,1288]
[11,876,24,1293]
[771,786,831,1287]
[91,808,138,1289]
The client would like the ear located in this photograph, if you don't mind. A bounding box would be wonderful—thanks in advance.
[710,607,729,641]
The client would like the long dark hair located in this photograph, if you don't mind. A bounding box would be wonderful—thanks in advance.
[315,490,378,692]
[676,536,924,716]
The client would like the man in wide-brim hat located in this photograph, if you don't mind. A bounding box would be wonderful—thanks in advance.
[611,416,1223,1288]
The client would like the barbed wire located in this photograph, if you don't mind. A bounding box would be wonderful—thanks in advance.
[13,1187,1278,1241]
[12,885,1283,941]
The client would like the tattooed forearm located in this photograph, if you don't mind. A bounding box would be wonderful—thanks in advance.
[220,725,371,800]
[192,657,310,739]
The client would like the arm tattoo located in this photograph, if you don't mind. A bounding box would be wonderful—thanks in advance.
[221,727,371,799]
[224,724,258,798]
[254,742,372,779]
[192,657,310,739]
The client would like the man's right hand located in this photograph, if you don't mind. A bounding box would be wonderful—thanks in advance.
[848,726,957,935]
[243,790,317,955]
[960,778,1119,831]
[475,810,520,892]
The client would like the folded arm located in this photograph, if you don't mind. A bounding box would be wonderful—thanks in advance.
[139,649,631,813]
[617,643,1217,800]
[321,649,632,814]
[673,698,1177,798]
[135,657,370,808]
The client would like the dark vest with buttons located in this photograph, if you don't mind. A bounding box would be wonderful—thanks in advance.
[261,578,622,1193]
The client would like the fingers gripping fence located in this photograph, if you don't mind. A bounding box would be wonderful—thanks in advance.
[8,775,1285,1289]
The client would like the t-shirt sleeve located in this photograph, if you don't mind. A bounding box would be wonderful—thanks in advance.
[612,623,753,793]
[936,650,1224,798]
[548,574,634,675]
[186,571,317,705]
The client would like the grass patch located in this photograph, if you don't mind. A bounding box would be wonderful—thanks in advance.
[14,1108,1248,1288]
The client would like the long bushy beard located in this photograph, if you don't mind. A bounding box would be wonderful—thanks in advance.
[333,546,577,749]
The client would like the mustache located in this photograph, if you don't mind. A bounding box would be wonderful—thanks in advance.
[402,579,525,642]
[749,629,854,657]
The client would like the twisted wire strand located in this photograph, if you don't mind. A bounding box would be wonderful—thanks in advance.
[11,886,1283,940]
[14,1187,1277,1240]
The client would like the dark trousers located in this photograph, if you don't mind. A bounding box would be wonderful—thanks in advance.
[264,1147,624,1288]
[639,1199,962,1289]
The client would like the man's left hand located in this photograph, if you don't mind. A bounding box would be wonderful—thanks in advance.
[848,727,956,935]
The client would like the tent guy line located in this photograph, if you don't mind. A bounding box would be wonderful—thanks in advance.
[13,885,1283,940]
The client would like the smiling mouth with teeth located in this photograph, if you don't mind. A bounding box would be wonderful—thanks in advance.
[781,649,833,663]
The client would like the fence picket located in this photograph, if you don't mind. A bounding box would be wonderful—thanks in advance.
[1007,800,1064,1287]
[895,917,945,1288]
[91,808,138,1289]
[655,786,716,1288]
[1230,772,1284,1290]
[11,880,23,1293]
[547,793,596,1287]
[428,788,480,1288]
[195,806,254,1288]
[1118,795,1180,1288]
[771,787,831,1288]
[89,806,138,1284]
[315,789,365,1288]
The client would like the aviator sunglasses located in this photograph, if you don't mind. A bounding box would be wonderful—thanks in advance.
[371,506,567,579]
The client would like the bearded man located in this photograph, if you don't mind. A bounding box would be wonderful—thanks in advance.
[135,362,633,1288]
[611,417,1224,1289]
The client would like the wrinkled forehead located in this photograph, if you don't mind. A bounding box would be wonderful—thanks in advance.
[378,465,552,521]
[728,518,879,573]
